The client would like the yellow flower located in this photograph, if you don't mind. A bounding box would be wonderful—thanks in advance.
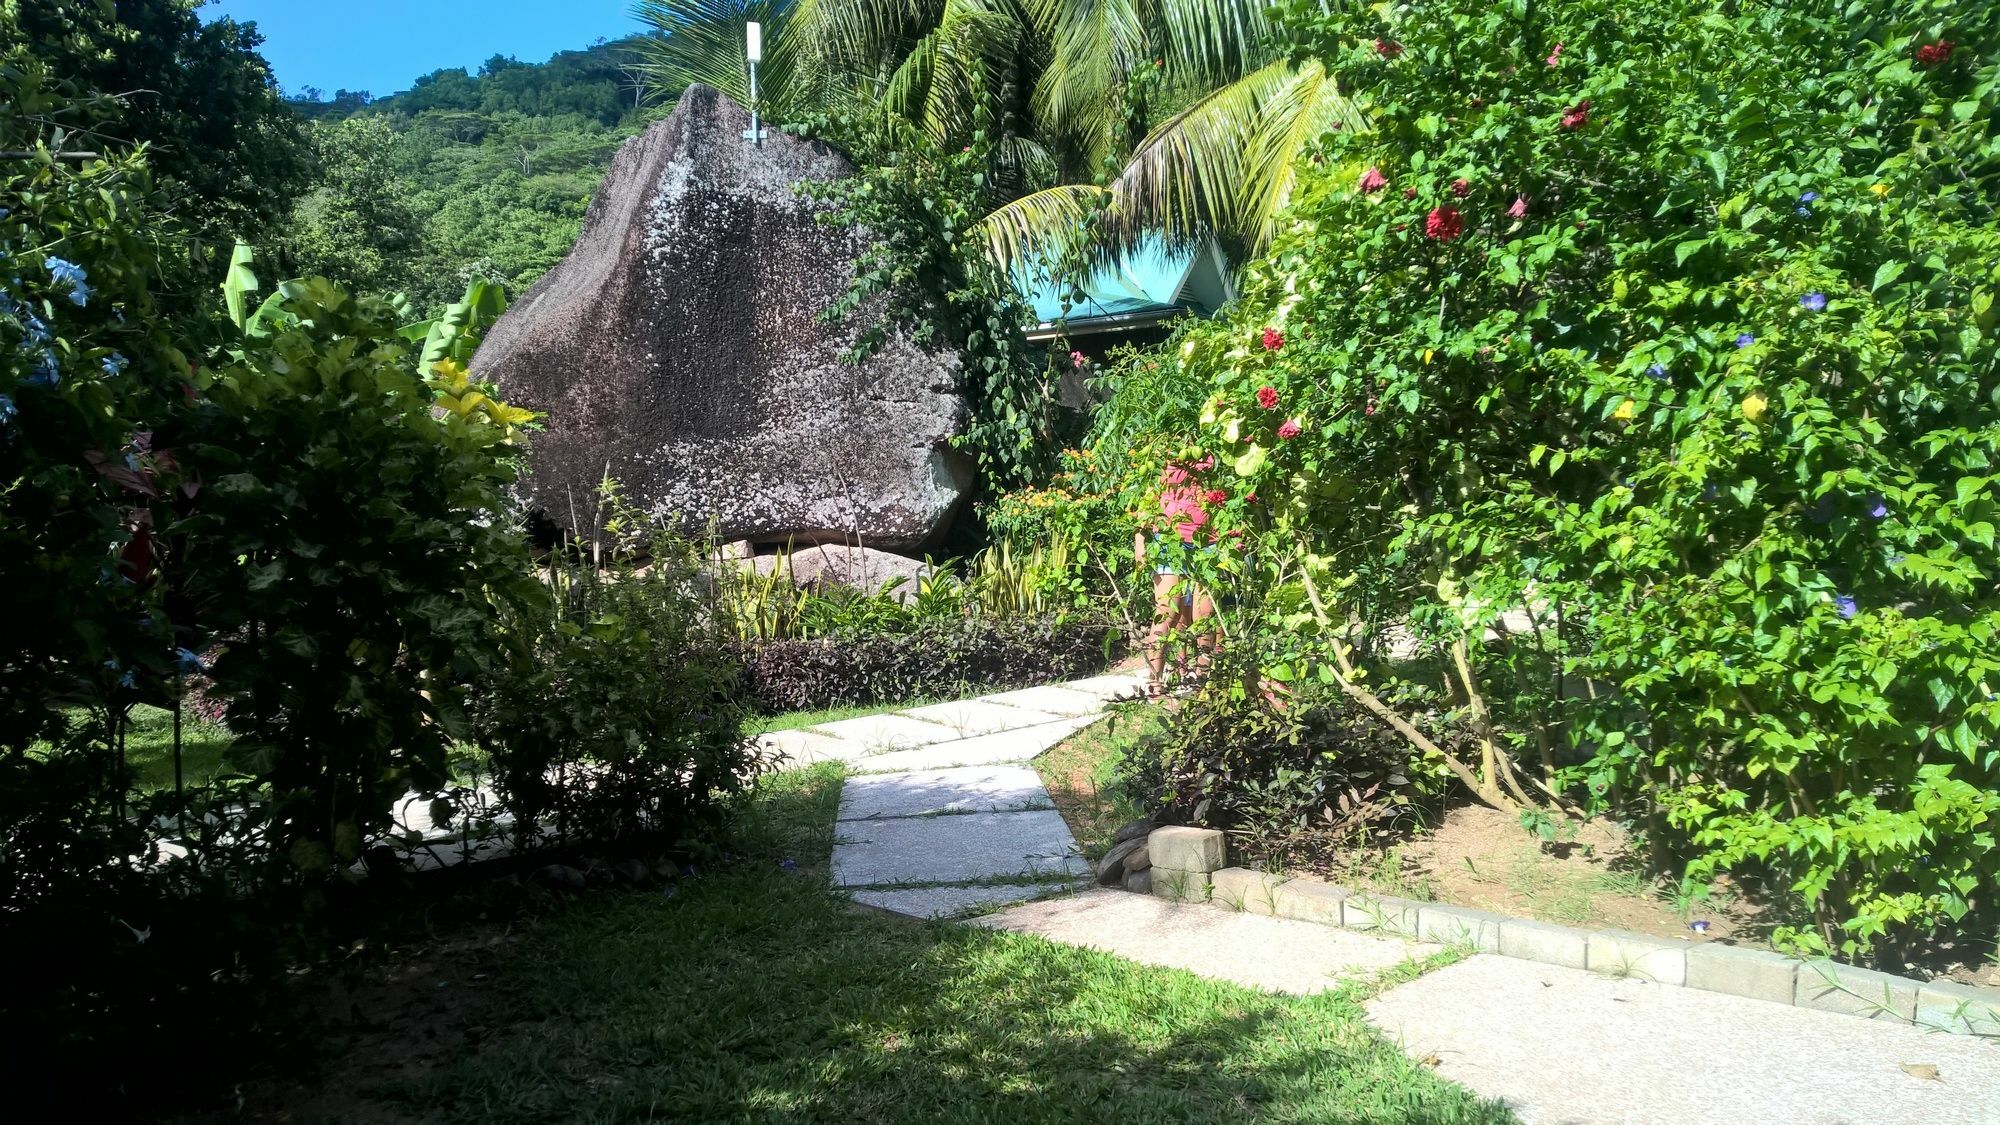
[1869,183,1889,197]
[1741,392,1769,422]
[1612,399,1637,421]
[1422,348,1436,365]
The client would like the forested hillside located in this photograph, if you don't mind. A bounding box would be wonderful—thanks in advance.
[281,36,670,312]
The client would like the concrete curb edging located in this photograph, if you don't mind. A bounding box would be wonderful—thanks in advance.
[1143,827,1999,1038]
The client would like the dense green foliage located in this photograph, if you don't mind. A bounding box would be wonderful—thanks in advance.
[478,512,766,847]
[0,40,758,1107]
[10,0,311,239]
[1082,0,1999,957]
[171,280,545,868]
[280,39,665,311]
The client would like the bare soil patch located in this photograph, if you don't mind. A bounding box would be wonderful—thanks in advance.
[1315,804,1770,945]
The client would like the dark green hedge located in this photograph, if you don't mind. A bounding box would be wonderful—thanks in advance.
[736,616,1125,714]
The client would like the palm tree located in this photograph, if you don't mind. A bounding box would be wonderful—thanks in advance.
[632,0,1365,274]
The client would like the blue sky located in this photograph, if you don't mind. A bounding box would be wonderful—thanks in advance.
[204,1,645,101]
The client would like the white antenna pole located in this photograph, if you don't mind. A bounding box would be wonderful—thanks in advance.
[745,21,763,147]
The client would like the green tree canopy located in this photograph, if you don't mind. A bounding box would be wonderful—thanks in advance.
[10,0,311,239]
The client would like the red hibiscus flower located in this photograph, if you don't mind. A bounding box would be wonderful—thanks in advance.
[1256,385,1280,410]
[1261,326,1284,351]
[1560,100,1590,130]
[1375,39,1402,58]
[1450,177,1471,198]
[1277,418,1303,440]
[1358,167,1388,193]
[1205,489,1228,504]
[1425,206,1465,242]
[1916,40,1955,66]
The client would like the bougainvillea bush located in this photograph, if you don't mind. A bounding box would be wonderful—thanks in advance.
[1093,0,1999,956]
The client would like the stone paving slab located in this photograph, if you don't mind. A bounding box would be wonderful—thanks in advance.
[831,809,1085,887]
[977,685,1123,717]
[1049,673,1151,700]
[1366,953,2000,1125]
[807,712,958,752]
[900,699,1068,737]
[844,715,1104,773]
[977,887,1436,994]
[852,881,1082,920]
[837,765,1052,821]
[755,727,866,767]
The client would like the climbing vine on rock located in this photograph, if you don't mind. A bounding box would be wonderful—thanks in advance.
[800,116,1064,492]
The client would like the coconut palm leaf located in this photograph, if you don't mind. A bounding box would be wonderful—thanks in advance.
[1111,58,1365,258]
[973,182,1111,274]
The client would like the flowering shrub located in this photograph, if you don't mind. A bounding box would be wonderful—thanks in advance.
[1097,0,2000,956]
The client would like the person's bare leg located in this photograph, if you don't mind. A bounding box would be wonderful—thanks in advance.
[1191,590,1218,676]
[1146,572,1179,694]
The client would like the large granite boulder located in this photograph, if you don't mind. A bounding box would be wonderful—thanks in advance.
[475,85,971,550]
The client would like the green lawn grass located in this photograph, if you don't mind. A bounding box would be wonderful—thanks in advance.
[356,765,1515,1125]
[1032,702,1163,856]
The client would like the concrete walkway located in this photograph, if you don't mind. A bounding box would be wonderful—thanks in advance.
[977,890,1999,1125]
[767,672,1148,917]
[799,682,1999,1123]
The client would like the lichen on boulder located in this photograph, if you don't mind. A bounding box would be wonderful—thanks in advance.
[476,84,971,551]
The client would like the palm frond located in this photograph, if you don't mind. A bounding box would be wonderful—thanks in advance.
[973,182,1112,277]
[1146,0,1278,86]
[1110,58,1362,257]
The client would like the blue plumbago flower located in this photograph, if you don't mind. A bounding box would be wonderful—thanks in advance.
[1800,292,1828,312]
[1735,332,1756,348]
[1703,482,1721,501]
[779,858,797,871]
[101,352,128,377]
[1795,205,1812,217]
[117,670,137,689]
[1799,191,1819,204]
[0,394,14,427]
[0,207,10,219]
[1865,495,1889,519]
[46,258,90,307]
[174,648,204,673]
[1834,594,1858,619]
[1687,920,1712,934]
[25,350,60,386]
[21,310,50,346]
[46,257,85,288]
[1646,363,1670,381]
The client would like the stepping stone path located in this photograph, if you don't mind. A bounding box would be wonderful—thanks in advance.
[760,672,1149,918]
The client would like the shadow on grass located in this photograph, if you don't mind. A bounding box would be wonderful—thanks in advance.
[336,766,1519,1125]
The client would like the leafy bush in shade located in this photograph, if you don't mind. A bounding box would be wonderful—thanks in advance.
[476,521,768,849]
[1114,654,1452,866]
[736,616,1124,714]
